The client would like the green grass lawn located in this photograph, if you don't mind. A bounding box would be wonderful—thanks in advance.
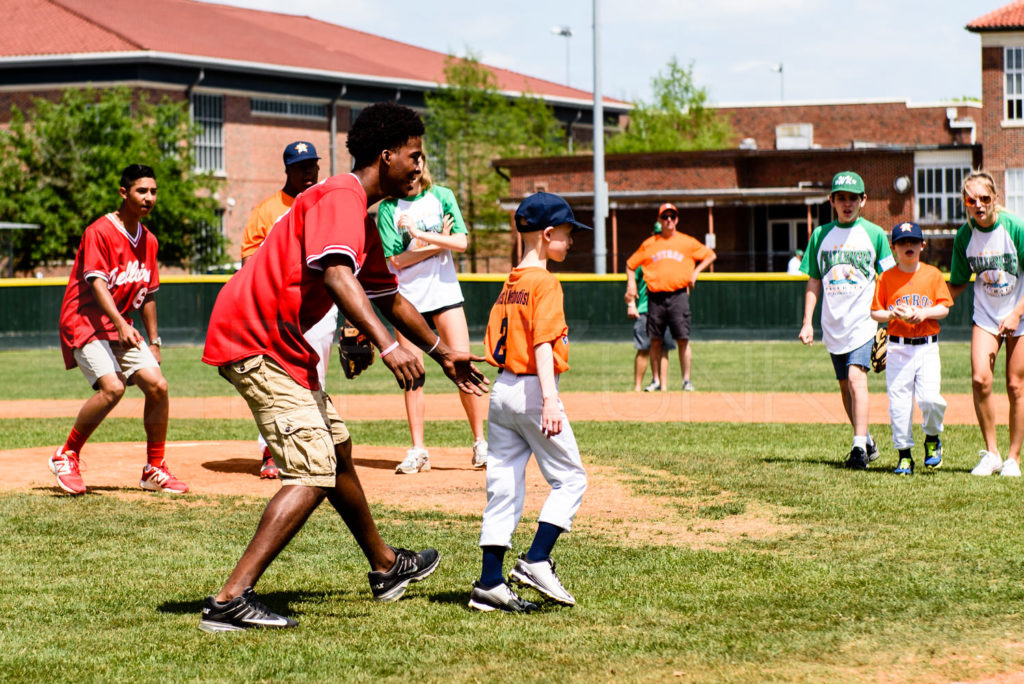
[2,420,1023,682]
[0,340,995,399]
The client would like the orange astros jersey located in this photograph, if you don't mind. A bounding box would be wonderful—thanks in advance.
[871,263,953,339]
[484,267,570,375]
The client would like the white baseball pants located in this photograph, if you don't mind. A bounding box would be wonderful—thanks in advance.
[479,372,587,549]
[885,340,946,449]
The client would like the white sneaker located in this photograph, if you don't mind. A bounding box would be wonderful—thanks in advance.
[643,380,660,392]
[395,447,430,474]
[1000,459,1022,477]
[467,581,536,613]
[971,450,1003,477]
[472,439,488,469]
[509,555,576,606]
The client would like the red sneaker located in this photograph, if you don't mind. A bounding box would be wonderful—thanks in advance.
[259,447,279,479]
[140,462,189,494]
[49,446,86,495]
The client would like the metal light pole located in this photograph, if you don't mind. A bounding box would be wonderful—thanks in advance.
[771,62,783,101]
[551,25,572,86]
[592,0,607,274]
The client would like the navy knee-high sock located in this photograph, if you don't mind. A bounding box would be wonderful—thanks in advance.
[480,546,506,588]
[526,522,564,562]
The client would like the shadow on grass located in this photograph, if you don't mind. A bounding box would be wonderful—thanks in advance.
[202,458,260,475]
[157,589,342,617]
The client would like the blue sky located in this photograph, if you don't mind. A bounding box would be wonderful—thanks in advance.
[199,0,998,106]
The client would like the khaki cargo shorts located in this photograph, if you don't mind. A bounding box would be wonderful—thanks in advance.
[220,355,349,487]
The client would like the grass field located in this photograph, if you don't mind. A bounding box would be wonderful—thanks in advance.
[2,342,1023,683]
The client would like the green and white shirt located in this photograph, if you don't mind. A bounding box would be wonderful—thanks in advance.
[377,185,467,313]
[801,217,895,354]
[950,210,1024,336]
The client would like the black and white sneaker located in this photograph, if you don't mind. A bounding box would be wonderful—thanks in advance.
[866,440,879,463]
[368,547,441,602]
[198,587,298,632]
[468,581,537,613]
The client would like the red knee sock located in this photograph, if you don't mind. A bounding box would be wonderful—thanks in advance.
[64,427,87,454]
[147,442,165,468]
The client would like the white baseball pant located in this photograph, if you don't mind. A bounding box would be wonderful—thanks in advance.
[256,304,339,452]
[885,339,946,449]
[479,371,587,549]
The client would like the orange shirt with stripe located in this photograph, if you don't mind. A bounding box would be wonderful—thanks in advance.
[241,190,294,259]
[871,264,953,338]
[625,231,714,293]
[484,267,569,375]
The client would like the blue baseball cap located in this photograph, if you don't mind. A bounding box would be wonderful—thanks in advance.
[514,192,592,233]
[283,141,320,166]
[891,221,924,242]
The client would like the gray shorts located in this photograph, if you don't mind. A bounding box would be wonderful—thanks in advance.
[73,339,160,390]
[633,314,677,351]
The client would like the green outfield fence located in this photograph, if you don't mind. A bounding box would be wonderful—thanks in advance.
[0,273,976,350]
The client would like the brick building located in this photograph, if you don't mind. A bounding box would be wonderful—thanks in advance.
[499,3,1024,274]
[0,0,628,268]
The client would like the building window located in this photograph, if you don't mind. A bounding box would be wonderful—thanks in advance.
[1006,169,1024,215]
[916,165,970,224]
[250,98,327,120]
[192,93,224,173]
[1007,47,1024,120]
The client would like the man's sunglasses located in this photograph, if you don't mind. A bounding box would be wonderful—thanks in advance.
[963,194,993,207]
[659,213,678,220]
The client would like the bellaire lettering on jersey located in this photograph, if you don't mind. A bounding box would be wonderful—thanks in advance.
[484,267,569,376]
[59,213,160,370]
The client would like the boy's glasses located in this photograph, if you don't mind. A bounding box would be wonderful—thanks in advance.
[963,194,993,207]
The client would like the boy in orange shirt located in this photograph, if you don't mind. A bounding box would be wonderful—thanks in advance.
[469,192,590,613]
[624,203,716,391]
[871,222,953,475]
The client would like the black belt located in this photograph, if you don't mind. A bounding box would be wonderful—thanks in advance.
[890,335,937,345]
[499,369,536,376]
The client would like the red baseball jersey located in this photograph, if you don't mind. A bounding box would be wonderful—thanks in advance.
[59,214,160,370]
[484,267,569,375]
[871,263,953,338]
[202,174,397,390]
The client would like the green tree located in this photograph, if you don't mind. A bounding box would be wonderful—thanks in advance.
[0,87,224,273]
[426,54,564,270]
[607,57,735,153]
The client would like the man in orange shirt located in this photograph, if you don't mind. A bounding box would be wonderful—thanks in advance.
[624,203,716,391]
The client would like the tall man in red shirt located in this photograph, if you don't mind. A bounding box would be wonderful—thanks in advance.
[52,164,187,496]
[198,102,488,632]
[624,203,717,391]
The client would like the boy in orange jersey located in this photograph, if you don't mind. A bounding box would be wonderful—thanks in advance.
[871,222,952,475]
[468,192,590,613]
[624,203,716,391]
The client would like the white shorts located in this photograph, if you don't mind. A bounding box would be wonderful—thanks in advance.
[73,339,160,389]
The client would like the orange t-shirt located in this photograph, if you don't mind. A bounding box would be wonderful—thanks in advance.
[240,190,294,258]
[625,231,714,293]
[484,267,569,375]
[871,263,953,338]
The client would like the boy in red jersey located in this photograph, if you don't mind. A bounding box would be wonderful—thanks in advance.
[52,164,186,495]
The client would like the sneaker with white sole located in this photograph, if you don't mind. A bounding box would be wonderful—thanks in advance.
[140,462,189,493]
[682,380,695,392]
[468,581,537,613]
[49,446,86,495]
[643,380,661,392]
[259,446,279,479]
[509,555,576,606]
[472,440,488,469]
[1000,459,1022,477]
[971,450,1003,476]
[395,447,430,474]
[367,547,440,602]
[198,587,298,632]
[866,440,879,463]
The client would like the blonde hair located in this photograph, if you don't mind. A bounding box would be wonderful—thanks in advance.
[961,170,1005,215]
[418,156,433,192]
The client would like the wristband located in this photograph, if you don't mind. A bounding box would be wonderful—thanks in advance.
[426,337,441,355]
[380,341,400,358]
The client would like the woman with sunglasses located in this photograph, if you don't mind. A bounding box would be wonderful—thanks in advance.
[949,170,1024,477]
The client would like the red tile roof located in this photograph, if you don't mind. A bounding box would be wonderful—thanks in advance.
[967,1,1024,31]
[2,0,620,106]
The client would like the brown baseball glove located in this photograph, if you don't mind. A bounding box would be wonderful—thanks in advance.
[870,326,887,373]
[338,326,375,379]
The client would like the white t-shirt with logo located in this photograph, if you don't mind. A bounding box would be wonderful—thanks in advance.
[801,217,895,354]
[950,210,1024,335]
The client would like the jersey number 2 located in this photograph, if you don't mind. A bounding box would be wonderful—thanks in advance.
[492,316,508,364]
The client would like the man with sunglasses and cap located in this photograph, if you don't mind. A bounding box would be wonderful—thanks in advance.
[625,203,716,392]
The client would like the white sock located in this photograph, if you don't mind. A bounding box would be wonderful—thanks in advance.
[853,436,868,450]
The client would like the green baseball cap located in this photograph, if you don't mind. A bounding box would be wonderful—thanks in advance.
[831,171,865,195]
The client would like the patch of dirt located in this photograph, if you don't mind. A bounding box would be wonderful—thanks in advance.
[2,441,798,549]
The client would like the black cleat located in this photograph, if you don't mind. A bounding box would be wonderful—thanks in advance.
[198,587,298,632]
[368,547,441,602]
[846,447,869,470]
